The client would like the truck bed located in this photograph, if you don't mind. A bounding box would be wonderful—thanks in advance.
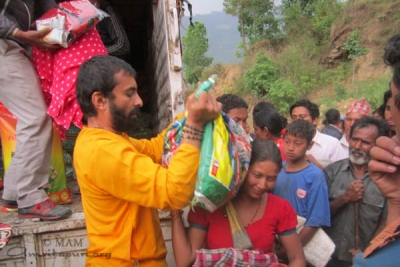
[0,178,176,266]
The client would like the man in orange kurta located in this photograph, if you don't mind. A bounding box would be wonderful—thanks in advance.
[73,55,221,267]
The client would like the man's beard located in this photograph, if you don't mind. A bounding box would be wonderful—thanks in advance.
[109,101,140,133]
[349,148,371,165]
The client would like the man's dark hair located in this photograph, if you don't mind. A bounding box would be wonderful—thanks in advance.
[350,116,390,139]
[76,55,137,123]
[253,108,283,136]
[289,99,320,120]
[216,94,248,114]
[285,119,315,144]
[323,109,341,126]
[250,138,282,170]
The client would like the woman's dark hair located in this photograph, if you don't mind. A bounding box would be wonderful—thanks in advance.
[382,89,392,119]
[253,101,275,116]
[280,115,288,129]
[249,138,282,170]
[322,109,341,126]
[76,55,136,123]
[253,108,283,137]
[384,34,400,108]
[373,105,384,118]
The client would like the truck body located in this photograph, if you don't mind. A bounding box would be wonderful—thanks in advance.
[0,0,185,265]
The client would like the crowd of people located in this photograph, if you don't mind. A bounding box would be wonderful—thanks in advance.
[1,1,400,267]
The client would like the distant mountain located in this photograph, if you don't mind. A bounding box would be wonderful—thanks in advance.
[181,11,242,65]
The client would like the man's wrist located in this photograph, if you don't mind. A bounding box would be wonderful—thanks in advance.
[341,194,349,204]
[184,119,205,131]
[11,28,19,38]
[12,28,24,41]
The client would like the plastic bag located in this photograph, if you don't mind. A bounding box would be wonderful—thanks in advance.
[36,14,67,47]
[194,113,251,212]
[35,0,108,47]
[0,104,72,204]
[162,75,251,212]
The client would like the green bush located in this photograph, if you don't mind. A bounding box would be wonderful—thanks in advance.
[244,53,277,95]
[274,44,321,96]
[351,75,391,108]
[342,29,367,60]
[310,0,344,45]
[268,79,298,113]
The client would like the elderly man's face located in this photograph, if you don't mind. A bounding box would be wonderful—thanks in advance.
[344,112,364,138]
[349,125,377,166]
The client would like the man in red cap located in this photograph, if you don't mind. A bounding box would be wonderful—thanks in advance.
[338,99,372,158]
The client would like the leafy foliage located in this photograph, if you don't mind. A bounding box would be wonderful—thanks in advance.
[283,0,344,45]
[220,0,390,115]
[243,53,276,95]
[182,22,213,84]
[282,0,317,12]
[341,29,367,60]
[223,0,281,45]
[268,79,297,113]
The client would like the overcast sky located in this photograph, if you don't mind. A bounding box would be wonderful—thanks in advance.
[187,0,282,15]
[188,0,224,15]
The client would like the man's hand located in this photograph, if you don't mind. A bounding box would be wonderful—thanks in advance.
[185,91,222,128]
[343,180,364,202]
[13,28,61,51]
[368,136,400,202]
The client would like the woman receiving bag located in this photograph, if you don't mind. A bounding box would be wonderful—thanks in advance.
[171,138,306,267]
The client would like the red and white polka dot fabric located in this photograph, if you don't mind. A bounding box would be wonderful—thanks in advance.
[32,28,107,140]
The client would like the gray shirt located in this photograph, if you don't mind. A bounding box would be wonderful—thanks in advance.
[0,0,55,38]
[324,159,387,263]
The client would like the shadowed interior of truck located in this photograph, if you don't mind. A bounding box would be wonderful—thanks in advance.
[111,0,154,137]
[53,0,185,139]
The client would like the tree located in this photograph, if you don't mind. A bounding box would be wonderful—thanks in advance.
[242,0,279,44]
[282,0,316,13]
[182,22,213,84]
[244,52,276,95]
[223,0,247,49]
[224,0,280,46]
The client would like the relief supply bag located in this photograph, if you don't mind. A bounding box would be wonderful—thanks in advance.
[35,0,108,47]
[162,75,251,212]
[0,104,72,204]
[193,113,250,212]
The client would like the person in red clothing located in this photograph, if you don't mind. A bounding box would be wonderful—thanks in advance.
[253,106,287,161]
[171,138,305,267]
